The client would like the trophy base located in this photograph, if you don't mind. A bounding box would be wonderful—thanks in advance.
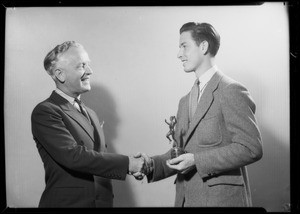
[171,147,186,159]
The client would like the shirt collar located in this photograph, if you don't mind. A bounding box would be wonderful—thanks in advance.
[55,88,80,105]
[198,65,218,89]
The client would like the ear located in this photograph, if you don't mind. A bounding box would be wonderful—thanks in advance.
[54,68,66,83]
[200,40,209,55]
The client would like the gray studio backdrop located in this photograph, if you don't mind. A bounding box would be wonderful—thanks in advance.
[5,4,289,211]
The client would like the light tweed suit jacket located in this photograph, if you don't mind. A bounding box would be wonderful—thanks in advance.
[31,91,129,207]
[149,70,263,207]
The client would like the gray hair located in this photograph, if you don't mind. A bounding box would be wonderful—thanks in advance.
[43,41,82,75]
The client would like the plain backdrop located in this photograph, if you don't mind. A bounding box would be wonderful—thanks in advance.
[5,3,289,211]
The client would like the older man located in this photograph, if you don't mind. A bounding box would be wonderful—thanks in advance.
[31,41,146,207]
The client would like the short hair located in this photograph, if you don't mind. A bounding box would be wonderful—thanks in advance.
[180,22,220,57]
[43,41,82,75]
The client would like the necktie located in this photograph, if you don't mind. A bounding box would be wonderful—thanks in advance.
[190,79,200,120]
[74,98,91,122]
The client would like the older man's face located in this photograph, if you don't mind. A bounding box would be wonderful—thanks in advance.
[57,46,93,98]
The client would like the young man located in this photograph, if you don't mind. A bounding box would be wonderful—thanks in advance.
[31,41,146,207]
[135,22,263,207]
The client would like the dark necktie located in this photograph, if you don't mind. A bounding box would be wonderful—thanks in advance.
[190,79,200,120]
[74,98,91,122]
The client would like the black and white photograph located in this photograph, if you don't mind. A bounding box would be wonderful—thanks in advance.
[2,2,293,212]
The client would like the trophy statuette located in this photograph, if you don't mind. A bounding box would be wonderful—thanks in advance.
[165,116,186,159]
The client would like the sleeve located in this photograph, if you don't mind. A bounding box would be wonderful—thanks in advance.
[147,149,177,182]
[147,96,189,182]
[31,103,129,180]
[194,82,263,178]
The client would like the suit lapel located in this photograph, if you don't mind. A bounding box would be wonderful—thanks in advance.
[174,95,189,147]
[50,91,95,142]
[183,71,223,147]
[85,107,106,151]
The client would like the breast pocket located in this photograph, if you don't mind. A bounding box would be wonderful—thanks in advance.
[196,115,222,147]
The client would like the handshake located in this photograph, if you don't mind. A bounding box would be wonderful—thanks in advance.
[128,152,196,179]
[128,152,196,180]
[128,152,154,180]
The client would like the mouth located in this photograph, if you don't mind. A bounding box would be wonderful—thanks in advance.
[80,72,90,82]
[81,77,90,82]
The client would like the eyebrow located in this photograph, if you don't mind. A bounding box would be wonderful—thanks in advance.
[76,60,91,67]
[81,59,91,64]
[179,42,186,48]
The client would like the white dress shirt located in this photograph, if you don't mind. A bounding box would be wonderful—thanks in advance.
[55,88,81,111]
[196,65,218,102]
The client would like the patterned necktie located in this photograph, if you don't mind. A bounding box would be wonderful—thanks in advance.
[74,98,91,122]
[190,79,200,120]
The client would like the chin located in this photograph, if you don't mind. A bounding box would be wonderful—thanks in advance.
[82,86,91,93]
[183,65,193,73]
[184,68,194,73]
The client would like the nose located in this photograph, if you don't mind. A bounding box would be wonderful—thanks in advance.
[85,64,93,75]
[177,48,183,59]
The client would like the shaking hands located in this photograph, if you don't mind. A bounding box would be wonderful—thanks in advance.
[128,152,154,180]
[128,152,196,180]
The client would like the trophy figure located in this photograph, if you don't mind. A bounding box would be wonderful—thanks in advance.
[165,116,185,159]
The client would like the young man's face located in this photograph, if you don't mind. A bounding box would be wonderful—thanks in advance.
[177,31,204,73]
[57,46,93,97]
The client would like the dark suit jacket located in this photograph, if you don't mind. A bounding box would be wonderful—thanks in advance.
[149,70,263,207]
[31,91,129,207]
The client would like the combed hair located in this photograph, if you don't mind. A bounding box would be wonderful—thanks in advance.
[43,41,82,75]
[180,22,220,56]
